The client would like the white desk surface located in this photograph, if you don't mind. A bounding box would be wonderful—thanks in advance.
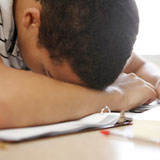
[0,125,160,160]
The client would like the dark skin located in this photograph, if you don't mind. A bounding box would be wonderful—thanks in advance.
[0,0,159,129]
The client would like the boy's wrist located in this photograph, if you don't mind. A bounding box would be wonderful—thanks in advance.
[101,86,125,112]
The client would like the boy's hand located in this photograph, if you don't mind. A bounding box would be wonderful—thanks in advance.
[155,79,160,99]
[107,73,158,111]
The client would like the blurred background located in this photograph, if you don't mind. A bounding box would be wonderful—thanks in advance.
[134,0,160,55]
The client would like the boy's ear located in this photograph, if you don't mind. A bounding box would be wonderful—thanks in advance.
[23,8,41,30]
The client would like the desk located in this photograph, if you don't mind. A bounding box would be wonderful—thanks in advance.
[0,126,160,160]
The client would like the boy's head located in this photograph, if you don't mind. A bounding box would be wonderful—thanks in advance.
[15,0,139,90]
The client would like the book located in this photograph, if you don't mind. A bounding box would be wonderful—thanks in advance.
[133,106,160,141]
[0,110,131,142]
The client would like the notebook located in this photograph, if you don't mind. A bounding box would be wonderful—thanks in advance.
[0,110,131,142]
[133,106,160,142]
[129,100,159,113]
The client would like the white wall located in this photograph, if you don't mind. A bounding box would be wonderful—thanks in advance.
[134,0,160,55]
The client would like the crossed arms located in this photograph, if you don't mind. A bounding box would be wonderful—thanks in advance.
[0,52,160,128]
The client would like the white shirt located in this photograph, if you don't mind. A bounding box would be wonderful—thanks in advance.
[0,0,26,69]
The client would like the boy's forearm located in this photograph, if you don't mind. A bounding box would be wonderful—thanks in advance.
[135,62,160,86]
[124,53,160,86]
[0,64,120,129]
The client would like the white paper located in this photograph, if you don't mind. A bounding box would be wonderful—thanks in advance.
[0,112,120,142]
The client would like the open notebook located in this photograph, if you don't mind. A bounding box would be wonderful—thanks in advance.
[0,110,131,142]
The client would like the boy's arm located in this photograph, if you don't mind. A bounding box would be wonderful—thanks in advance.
[123,52,160,97]
[0,61,157,129]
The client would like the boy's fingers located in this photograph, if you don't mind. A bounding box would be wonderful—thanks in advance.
[136,76,156,91]
[144,97,157,105]
[131,85,157,108]
[145,82,155,90]
[144,85,157,105]
[155,80,160,99]
[144,81,158,103]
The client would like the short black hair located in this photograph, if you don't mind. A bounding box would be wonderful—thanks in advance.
[37,0,139,90]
